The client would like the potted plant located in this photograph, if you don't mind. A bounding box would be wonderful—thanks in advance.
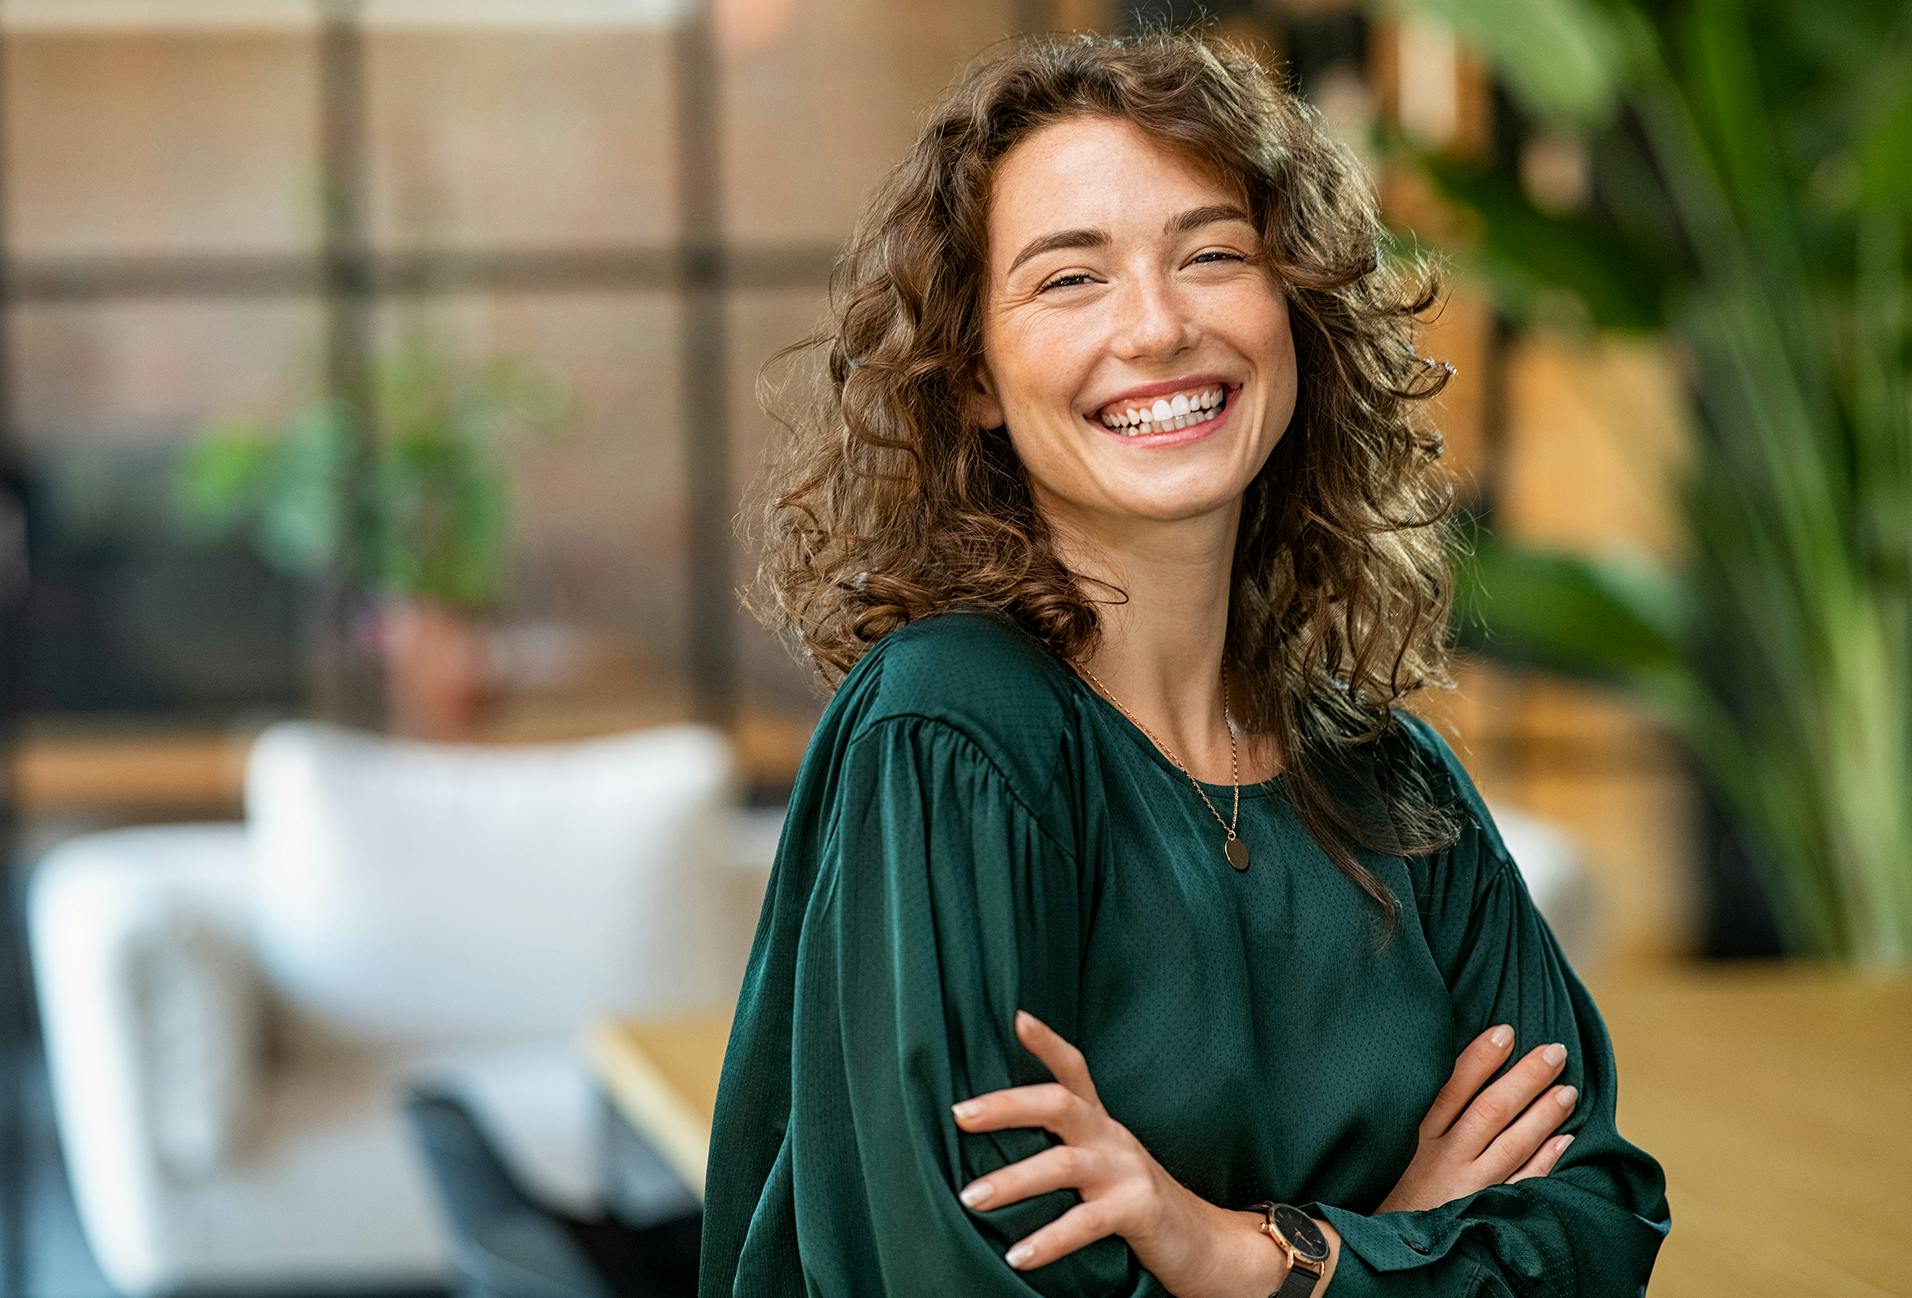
[172,333,575,738]
[1379,0,1911,965]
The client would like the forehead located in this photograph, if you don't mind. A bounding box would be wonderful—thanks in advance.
[986,116,1244,252]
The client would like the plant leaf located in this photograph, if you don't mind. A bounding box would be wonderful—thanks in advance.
[1398,142,1673,331]
[1452,536,1690,698]
[1378,0,1636,128]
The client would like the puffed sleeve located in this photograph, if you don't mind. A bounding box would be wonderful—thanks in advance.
[1297,710,1672,1296]
[784,715,1167,1296]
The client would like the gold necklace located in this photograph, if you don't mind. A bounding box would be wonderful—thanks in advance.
[1075,661,1252,872]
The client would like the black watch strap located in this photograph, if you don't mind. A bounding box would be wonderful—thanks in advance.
[1271,1265,1320,1298]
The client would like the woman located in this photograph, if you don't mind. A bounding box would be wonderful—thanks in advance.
[701,27,1669,1298]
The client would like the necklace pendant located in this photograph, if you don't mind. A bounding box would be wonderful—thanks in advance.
[1225,835,1250,872]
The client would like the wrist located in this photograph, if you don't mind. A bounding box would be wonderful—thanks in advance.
[1312,1215,1342,1292]
[1200,1206,1290,1298]
[1234,1207,1341,1298]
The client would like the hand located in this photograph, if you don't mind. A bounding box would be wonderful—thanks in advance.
[1377,1023,1579,1215]
[950,1010,1253,1298]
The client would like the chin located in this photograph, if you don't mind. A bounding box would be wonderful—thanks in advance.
[1105,487,1244,524]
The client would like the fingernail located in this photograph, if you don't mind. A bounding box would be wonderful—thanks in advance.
[1556,1085,1577,1108]
[1016,1010,1035,1031]
[1543,1042,1566,1065]
[1006,1243,1034,1268]
[1489,1025,1512,1048]
[952,1100,981,1121]
[1556,1134,1575,1154]
[960,1181,993,1207]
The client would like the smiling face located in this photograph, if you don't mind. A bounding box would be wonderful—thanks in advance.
[967,114,1297,541]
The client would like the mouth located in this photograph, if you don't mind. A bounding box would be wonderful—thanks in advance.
[1082,382,1241,446]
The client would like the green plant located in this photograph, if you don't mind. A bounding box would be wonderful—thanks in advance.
[1379,0,1912,964]
[174,336,574,614]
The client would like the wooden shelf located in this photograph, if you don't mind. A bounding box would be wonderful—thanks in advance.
[11,698,817,819]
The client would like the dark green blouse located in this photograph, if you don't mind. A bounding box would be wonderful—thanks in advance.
[698,607,1670,1296]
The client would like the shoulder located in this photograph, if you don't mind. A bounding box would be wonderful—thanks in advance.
[1385,703,1513,866]
[1386,705,1454,777]
[837,605,1077,801]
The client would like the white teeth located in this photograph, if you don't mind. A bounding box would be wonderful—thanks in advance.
[1094,384,1226,427]
[1094,385,1230,435]
[1092,384,1232,433]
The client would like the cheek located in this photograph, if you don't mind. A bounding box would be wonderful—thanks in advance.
[1224,284,1293,363]
[996,318,1093,413]
[1001,425,1085,505]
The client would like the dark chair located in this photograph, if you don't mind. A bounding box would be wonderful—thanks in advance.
[401,1084,701,1298]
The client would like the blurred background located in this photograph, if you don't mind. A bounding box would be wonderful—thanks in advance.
[0,1,1905,1296]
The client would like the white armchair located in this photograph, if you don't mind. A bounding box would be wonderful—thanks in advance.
[27,719,755,1298]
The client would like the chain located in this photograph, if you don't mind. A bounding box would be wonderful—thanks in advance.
[1074,661,1242,844]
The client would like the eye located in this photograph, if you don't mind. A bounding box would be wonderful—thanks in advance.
[1036,251,1247,294]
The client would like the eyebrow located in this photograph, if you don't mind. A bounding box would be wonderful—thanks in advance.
[1003,203,1255,279]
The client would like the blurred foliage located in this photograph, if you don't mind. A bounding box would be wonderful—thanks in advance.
[1380,0,1912,963]
[173,336,575,615]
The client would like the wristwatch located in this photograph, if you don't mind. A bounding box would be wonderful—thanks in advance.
[1249,1201,1330,1297]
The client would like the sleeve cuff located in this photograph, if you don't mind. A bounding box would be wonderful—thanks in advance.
[1295,1200,1462,1297]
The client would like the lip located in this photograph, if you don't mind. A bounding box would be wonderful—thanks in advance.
[1085,372,1237,419]
[1085,383,1239,448]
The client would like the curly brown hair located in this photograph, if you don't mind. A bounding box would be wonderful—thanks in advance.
[735,25,1467,949]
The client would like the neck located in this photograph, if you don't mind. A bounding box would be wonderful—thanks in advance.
[1042,493,1282,783]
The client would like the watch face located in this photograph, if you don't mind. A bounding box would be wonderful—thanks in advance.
[1271,1205,1331,1263]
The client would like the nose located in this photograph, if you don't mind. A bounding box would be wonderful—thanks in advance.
[1110,271,1197,360]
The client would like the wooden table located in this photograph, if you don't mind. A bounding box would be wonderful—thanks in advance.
[1594,965,1912,1296]
[583,966,1912,1296]
[582,1008,736,1201]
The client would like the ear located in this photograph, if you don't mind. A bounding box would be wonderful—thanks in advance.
[963,362,1006,432]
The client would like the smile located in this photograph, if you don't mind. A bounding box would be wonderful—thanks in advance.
[1084,384,1239,446]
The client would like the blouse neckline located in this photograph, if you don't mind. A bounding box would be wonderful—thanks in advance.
[940,605,1287,802]
[1064,667,1287,802]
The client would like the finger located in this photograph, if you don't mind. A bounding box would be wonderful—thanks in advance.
[952,1081,1092,1141]
[958,1142,1101,1214]
[1479,1082,1578,1181]
[1419,1024,1514,1139]
[1450,1041,1569,1157]
[1003,1196,1123,1272]
[1506,1132,1575,1184]
[1014,1010,1102,1107]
